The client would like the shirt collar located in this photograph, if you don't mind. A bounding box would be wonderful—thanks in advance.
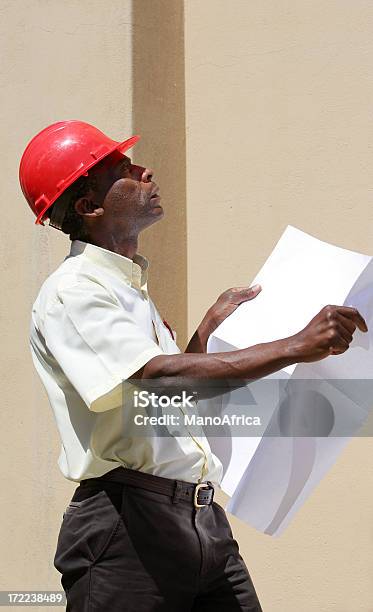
[68,240,149,293]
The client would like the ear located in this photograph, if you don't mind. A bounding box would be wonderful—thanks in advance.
[74,196,104,218]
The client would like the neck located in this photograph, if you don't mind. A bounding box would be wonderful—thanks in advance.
[87,233,139,260]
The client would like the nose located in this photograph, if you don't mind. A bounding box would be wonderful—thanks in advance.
[141,167,154,183]
[130,164,154,183]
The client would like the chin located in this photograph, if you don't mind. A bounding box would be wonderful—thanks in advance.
[142,207,164,232]
[150,205,164,219]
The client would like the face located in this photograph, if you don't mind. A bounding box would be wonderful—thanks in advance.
[77,150,164,237]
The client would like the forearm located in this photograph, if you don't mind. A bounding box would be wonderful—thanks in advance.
[185,312,215,353]
[143,335,300,381]
[138,304,368,397]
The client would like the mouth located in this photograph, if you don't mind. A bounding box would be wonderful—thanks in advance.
[150,199,163,214]
[150,191,162,208]
[148,184,163,212]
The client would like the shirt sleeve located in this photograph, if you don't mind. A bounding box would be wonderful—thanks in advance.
[43,280,165,412]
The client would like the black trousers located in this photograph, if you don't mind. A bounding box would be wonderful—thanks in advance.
[54,471,263,611]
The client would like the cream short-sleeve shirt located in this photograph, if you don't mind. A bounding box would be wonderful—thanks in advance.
[30,240,223,485]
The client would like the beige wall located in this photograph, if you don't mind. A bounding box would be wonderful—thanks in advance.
[0,0,133,600]
[133,0,188,347]
[2,1,373,610]
[185,1,373,610]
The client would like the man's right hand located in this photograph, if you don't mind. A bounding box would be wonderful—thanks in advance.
[291,305,368,363]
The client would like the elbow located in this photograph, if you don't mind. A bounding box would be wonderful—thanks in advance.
[142,355,173,379]
[139,355,187,397]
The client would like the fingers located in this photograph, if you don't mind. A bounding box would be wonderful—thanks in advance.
[318,305,366,358]
[300,304,367,363]
[325,320,351,355]
[323,304,368,357]
[328,338,350,355]
[322,305,368,333]
[229,284,262,305]
[336,312,356,334]
[246,284,262,298]
[336,306,368,332]
[334,322,353,345]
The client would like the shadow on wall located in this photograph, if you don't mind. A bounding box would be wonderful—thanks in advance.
[132,0,188,348]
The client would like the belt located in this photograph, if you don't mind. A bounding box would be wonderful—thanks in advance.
[80,466,215,509]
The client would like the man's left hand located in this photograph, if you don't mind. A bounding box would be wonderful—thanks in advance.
[185,284,262,353]
[208,284,262,331]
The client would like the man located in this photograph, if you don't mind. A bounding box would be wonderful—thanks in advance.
[20,120,368,611]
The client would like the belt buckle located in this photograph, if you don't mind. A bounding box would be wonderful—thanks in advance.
[194,482,211,509]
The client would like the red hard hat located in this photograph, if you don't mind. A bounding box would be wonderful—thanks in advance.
[19,120,140,225]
